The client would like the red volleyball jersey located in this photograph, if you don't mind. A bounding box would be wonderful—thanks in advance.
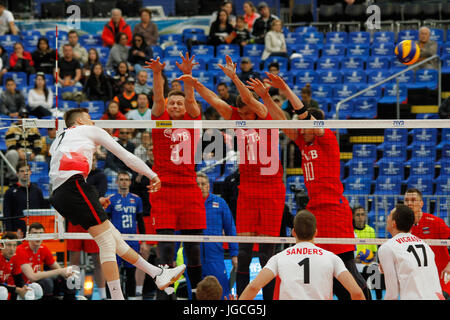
[0,254,20,285]
[14,242,55,284]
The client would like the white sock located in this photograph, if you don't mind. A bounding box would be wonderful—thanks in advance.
[98,287,106,300]
[136,285,143,296]
[133,256,162,278]
[107,280,124,300]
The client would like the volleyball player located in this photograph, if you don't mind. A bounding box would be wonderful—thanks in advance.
[239,210,365,300]
[246,73,371,300]
[48,108,186,300]
[177,55,286,300]
[144,53,206,300]
[378,204,444,300]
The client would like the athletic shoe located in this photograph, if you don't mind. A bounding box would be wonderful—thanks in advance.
[155,264,186,291]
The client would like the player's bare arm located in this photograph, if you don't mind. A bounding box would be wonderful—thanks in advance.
[336,270,366,300]
[20,263,75,282]
[219,55,268,119]
[145,57,166,117]
[176,52,201,118]
[177,74,233,119]
[238,268,275,300]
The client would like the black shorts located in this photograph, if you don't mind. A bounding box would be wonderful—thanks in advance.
[49,175,108,230]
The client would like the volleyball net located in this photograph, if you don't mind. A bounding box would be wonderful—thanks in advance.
[1,118,450,252]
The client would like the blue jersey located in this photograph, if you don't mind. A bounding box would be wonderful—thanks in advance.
[106,192,143,234]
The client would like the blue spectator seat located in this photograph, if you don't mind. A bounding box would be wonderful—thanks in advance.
[262,56,288,71]
[333,84,357,100]
[290,56,315,70]
[342,70,367,84]
[439,158,450,178]
[437,128,450,150]
[435,197,450,224]
[373,31,395,44]
[397,30,419,42]
[410,128,438,145]
[341,56,364,69]
[197,159,222,183]
[3,72,27,88]
[350,98,378,119]
[182,28,205,42]
[294,70,318,86]
[212,71,232,85]
[216,44,240,59]
[370,195,397,214]
[347,160,375,179]
[351,144,377,162]
[191,44,215,58]
[430,28,444,44]
[317,70,342,86]
[162,57,181,72]
[23,35,40,49]
[367,210,388,237]
[192,57,207,71]
[285,32,302,47]
[96,46,110,62]
[325,31,347,45]
[216,161,238,182]
[390,57,408,72]
[311,84,332,100]
[442,43,450,57]
[379,128,408,147]
[151,45,163,58]
[329,100,353,119]
[344,176,372,195]
[348,31,371,45]
[322,43,346,57]
[394,70,415,86]
[346,44,369,57]
[373,175,402,195]
[278,71,294,86]
[294,26,317,33]
[243,44,265,58]
[367,70,392,87]
[29,161,49,178]
[39,176,51,198]
[442,143,450,160]
[378,143,407,163]
[317,56,340,70]
[164,45,188,58]
[21,30,41,38]
[407,176,434,195]
[378,160,405,179]
[408,69,438,89]
[407,143,436,163]
[378,83,407,104]
[58,100,78,111]
[355,84,382,99]
[165,71,183,83]
[407,159,435,180]
[291,44,319,59]
[29,73,54,86]
[0,35,21,52]
[159,34,183,47]
[192,70,215,84]
[442,55,450,74]
[435,176,450,195]
[79,34,103,47]
[371,43,395,56]
[80,101,105,117]
[366,56,390,71]
[184,33,207,44]
[299,32,324,49]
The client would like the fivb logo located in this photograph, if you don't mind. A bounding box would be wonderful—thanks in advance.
[393,120,405,127]
[313,120,325,127]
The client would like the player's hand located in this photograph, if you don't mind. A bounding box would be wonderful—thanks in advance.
[218,55,237,79]
[175,52,198,75]
[224,294,238,300]
[16,286,29,299]
[144,57,166,72]
[440,262,450,283]
[264,72,288,90]
[176,74,198,87]
[148,176,161,193]
[99,195,112,209]
[246,77,269,98]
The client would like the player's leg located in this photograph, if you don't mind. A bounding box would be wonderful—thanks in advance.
[236,235,255,297]
[155,228,177,300]
[180,229,203,299]
[134,242,151,298]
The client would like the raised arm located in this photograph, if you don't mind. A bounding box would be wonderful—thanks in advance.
[175,52,200,118]
[219,55,268,119]
[144,57,166,117]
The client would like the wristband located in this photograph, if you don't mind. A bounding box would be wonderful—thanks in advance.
[303,112,312,120]
[294,105,308,115]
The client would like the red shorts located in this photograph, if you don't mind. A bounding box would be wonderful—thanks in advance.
[236,182,286,236]
[150,182,206,230]
[66,223,99,253]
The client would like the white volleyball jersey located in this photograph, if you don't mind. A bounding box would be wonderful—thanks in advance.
[264,242,348,300]
[378,233,443,300]
[49,125,157,191]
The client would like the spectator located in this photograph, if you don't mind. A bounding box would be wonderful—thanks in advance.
[111,61,130,96]
[60,30,88,65]
[31,37,56,75]
[196,275,223,300]
[196,172,238,300]
[101,8,132,48]
[9,42,35,75]
[415,26,438,70]
[2,161,48,237]
[100,100,127,137]
[238,57,261,83]
[131,130,152,163]
[14,222,77,300]
[40,128,56,163]
[27,72,54,118]
[300,84,319,109]
[170,79,183,92]
[243,1,260,32]
[0,2,18,35]
[104,129,136,176]
[263,62,281,96]
[217,82,237,106]
[133,7,159,47]
[208,9,234,46]
[0,44,8,83]
[0,77,26,117]
[57,44,82,88]
[126,93,151,120]
[128,33,153,75]
[252,2,278,44]
[106,32,131,72]
[261,19,287,60]
[81,48,100,82]
[113,76,138,114]
[230,15,251,54]
[210,1,236,27]
[134,70,152,96]
[83,62,113,102]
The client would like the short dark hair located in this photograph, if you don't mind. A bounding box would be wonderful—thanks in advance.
[293,210,316,241]
[392,204,415,232]
[196,276,223,300]
[115,32,127,44]
[5,78,15,84]
[168,90,185,98]
[268,62,279,70]
[217,82,228,89]
[308,108,325,120]
[405,188,423,201]
[139,7,152,17]
[64,108,89,127]
[352,205,365,216]
[29,222,45,232]
[16,160,29,172]
[1,232,18,240]
[68,30,78,36]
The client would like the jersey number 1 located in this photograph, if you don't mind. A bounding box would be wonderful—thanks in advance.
[407,244,428,267]
[298,257,310,284]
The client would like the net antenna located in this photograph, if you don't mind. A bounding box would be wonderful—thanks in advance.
[54,25,61,134]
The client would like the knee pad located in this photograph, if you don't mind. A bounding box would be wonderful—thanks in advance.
[0,286,8,300]
[28,283,43,300]
[94,228,117,264]
[110,224,131,257]
[237,243,253,272]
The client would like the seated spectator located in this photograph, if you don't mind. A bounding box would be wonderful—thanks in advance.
[132,130,152,163]
[252,2,278,44]
[113,76,138,114]
[106,32,132,72]
[100,100,127,137]
[128,33,153,75]
[264,62,280,96]
[208,9,234,46]
[111,61,130,96]
[287,84,318,119]
[101,8,132,48]
[9,42,35,75]
[170,79,183,92]
[217,82,237,106]
[261,19,287,60]
[238,57,261,83]
[133,7,159,46]
[0,45,8,83]
[134,70,152,96]
[0,2,18,36]
[57,44,82,88]
[415,26,438,70]
[230,15,251,55]
[81,48,100,82]
[243,1,260,32]
[32,37,56,75]
[0,78,25,117]
[41,127,56,163]
[2,161,48,236]
[60,30,88,65]
[104,128,135,176]
[126,93,151,120]
[83,62,113,102]
[27,72,54,118]
[210,1,236,27]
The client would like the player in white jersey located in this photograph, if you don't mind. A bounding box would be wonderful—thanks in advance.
[48,108,186,300]
[239,210,365,300]
[378,204,444,300]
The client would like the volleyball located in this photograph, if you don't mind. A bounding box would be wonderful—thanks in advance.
[395,40,421,65]
[357,249,375,264]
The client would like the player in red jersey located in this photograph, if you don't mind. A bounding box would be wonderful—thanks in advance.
[246,72,371,300]
[177,55,286,300]
[404,188,450,297]
[145,53,206,300]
